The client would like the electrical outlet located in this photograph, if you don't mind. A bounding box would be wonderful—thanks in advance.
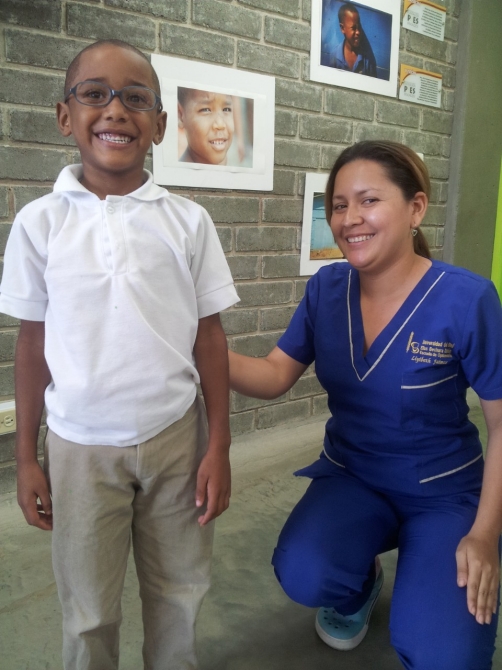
[0,400,16,435]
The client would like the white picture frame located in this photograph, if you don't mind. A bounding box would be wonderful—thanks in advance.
[310,0,401,98]
[151,54,275,191]
[301,173,346,276]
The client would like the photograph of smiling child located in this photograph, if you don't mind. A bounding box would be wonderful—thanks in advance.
[177,87,253,167]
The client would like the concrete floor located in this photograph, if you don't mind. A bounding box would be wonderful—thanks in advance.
[1,401,501,669]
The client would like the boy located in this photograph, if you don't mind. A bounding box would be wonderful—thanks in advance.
[0,39,239,670]
[178,88,235,165]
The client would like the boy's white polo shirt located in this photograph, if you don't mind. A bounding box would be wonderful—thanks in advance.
[0,165,239,446]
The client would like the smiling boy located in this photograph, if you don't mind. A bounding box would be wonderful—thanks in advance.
[0,39,239,670]
[178,88,235,165]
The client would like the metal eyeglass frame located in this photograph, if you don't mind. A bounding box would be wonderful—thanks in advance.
[64,80,163,112]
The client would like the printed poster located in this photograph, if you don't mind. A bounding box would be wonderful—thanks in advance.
[402,0,446,42]
[399,64,442,108]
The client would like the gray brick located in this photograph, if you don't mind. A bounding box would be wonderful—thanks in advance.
[0,225,13,255]
[354,124,402,143]
[313,393,329,415]
[276,110,298,137]
[398,54,424,70]
[238,0,300,18]
[426,158,450,180]
[236,227,296,252]
[407,31,448,62]
[0,433,16,465]
[0,69,64,107]
[451,0,461,17]
[423,205,447,226]
[0,114,3,140]
[303,0,311,22]
[0,332,17,363]
[275,139,320,169]
[105,0,187,21]
[302,55,311,82]
[0,189,9,219]
[231,332,281,356]
[429,181,441,203]
[231,392,286,412]
[195,196,259,223]
[10,110,75,147]
[0,365,15,396]
[436,227,445,247]
[0,314,19,328]
[260,305,296,331]
[446,42,457,65]
[442,137,451,158]
[216,227,232,252]
[377,101,419,128]
[0,463,16,495]
[257,398,310,429]
[300,115,352,143]
[421,226,436,247]
[422,110,453,134]
[5,31,86,71]
[445,15,459,41]
[161,24,234,64]
[264,16,310,51]
[263,199,302,223]
[237,42,300,78]
[291,374,323,399]
[402,130,442,157]
[230,410,255,436]
[325,88,374,121]
[321,145,344,170]
[0,147,67,182]
[221,309,258,335]
[262,254,300,278]
[0,0,61,31]
[440,182,449,202]
[194,0,261,38]
[273,170,296,196]
[13,187,52,214]
[295,279,308,301]
[276,79,322,112]
[430,248,443,261]
[443,90,455,112]
[236,281,293,307]
[67,3,156,50]
[298,172,306,196]
[424,61,455,88]
[227,255,260,280]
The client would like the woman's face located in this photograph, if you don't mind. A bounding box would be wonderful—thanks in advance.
[330,159,426,274]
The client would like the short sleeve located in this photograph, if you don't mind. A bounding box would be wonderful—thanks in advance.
[0,215,48,321]
[459,280,502,400]
[277,273,320,366]
[191,207,239,318]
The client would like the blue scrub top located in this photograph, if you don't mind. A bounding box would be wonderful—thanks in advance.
[278,261,502,497]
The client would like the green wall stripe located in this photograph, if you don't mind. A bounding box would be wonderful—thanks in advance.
[491,156,502,298]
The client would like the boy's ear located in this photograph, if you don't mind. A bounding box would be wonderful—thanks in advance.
[152,110,168,146]
[177,102,185,129]
[56,102,73,137]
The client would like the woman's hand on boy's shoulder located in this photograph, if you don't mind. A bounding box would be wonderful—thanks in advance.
[195,446,231,527]
[17,459,53,531]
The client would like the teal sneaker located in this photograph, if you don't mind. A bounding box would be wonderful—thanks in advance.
[315,567,384,651]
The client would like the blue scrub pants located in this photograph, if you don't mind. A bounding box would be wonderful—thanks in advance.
[272,468,499,669]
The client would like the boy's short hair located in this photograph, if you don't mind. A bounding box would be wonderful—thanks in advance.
[338,2,360,23]
[64,39,161,98]
[178,87,197,108]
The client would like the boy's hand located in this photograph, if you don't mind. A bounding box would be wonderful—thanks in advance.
[195,446,231,526]
[17,460,53,531]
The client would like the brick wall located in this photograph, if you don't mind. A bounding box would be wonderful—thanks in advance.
[0,0,461,488]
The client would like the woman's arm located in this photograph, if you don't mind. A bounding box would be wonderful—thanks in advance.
[456,397,502,625]
[229,346,308,399]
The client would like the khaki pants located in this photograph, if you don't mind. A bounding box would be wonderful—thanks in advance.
[45,398,214,670]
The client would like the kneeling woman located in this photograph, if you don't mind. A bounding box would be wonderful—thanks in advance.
[229,141,502,669]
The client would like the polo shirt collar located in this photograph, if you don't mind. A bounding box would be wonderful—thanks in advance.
[53,164,168,202]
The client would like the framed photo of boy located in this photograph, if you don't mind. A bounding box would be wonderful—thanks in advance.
[310,0,401,98]
[151,55,275,191]
[300,173,345,276]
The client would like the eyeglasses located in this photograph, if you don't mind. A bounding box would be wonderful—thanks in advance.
[64,80,163,112]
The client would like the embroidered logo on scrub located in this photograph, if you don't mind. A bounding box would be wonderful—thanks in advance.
[406,332,454,365]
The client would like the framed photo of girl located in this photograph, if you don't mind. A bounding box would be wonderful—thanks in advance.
[300,173,346,276]
[310,0,401,97]
[151,54,275,191]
